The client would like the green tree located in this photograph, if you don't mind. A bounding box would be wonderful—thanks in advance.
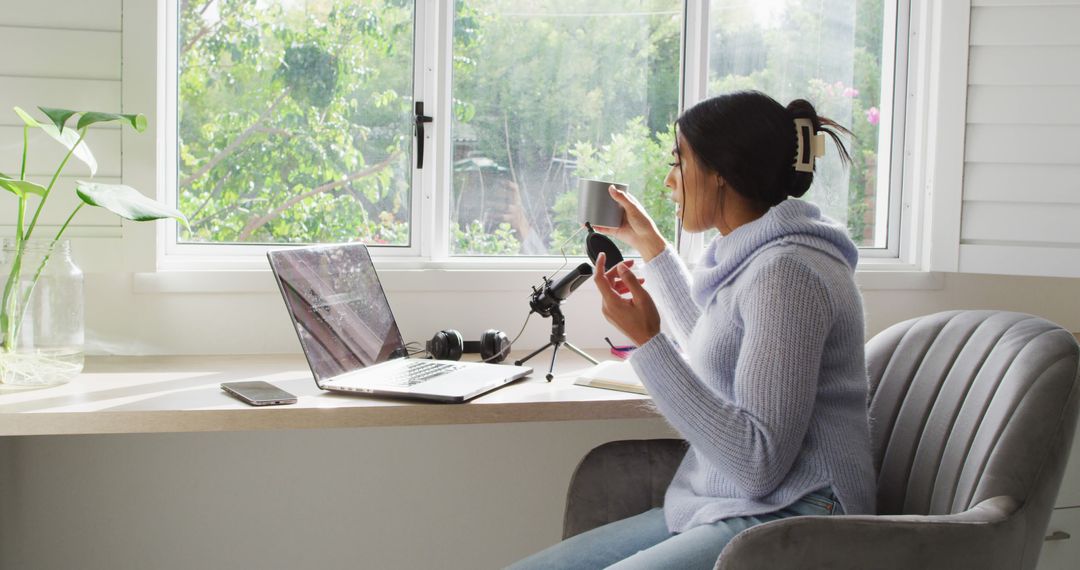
[450,0,682,255]
[179,0,414,244]
[551,118,676,256]
[705,0,883,245]
[177,0,883,253]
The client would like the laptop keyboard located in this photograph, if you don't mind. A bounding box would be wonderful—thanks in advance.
[387,361,463,387]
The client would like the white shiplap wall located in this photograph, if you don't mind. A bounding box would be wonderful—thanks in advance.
[0,0,123,238]
[961,1,1080,277]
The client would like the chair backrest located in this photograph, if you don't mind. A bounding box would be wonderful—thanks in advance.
[865,310,1079,517]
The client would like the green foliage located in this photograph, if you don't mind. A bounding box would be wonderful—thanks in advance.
[453,221,521,255]
[705,0,884,246]
[38,107,79,132]
[76,182,188,226]
[178,0,885,252]
[76,111,148,132]
[0,178,46,198]
[14,106,97,175]
[2,106,181,353]
[178,0,414,244]
[551,118,677,256]
[277,44,339,109]
[448,0,681,255]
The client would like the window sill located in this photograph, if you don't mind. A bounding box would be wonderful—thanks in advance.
[132,259,946,294]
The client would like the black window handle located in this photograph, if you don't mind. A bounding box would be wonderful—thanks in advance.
[414,101,433,169]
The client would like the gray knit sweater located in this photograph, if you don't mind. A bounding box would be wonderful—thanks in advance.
[630,198,877,533]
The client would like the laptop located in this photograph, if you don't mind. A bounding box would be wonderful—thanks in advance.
[267,243,533,403]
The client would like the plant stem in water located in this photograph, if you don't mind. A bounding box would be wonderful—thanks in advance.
[1,198,27,352]
[9,205,83,344]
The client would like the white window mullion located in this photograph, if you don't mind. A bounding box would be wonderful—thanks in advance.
[411,0,450,262]
[681,0,709,113]
[160,0,180,266]
[430,0,454,261]
[857,0,911,262]
[413,0,433,260]
[678,0,709,264]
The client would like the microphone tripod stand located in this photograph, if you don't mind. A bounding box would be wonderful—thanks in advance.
[514,304,598,382]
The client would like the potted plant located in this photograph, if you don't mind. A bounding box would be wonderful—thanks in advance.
[0,106,187,387]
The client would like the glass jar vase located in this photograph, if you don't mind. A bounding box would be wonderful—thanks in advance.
[0,238,84,388]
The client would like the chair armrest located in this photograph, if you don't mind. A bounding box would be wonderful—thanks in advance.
[716,495,1023,570]
[562,439,687,539]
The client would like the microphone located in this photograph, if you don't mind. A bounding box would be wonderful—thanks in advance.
[529,262,593,317]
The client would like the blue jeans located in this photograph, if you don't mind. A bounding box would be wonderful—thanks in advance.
[507,488,842,570]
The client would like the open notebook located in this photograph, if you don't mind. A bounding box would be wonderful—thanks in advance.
[573,360,647,395]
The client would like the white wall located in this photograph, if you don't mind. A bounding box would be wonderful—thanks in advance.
[3,1,1080,569]
[0,420,679,570]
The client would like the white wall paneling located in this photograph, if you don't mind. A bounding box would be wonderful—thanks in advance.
[0,0,121,31]
[961,202,1080,244]
[0,78,122,125]
[967,85,1080,125]
[0,0,126,252]
[968,46,1080,86]
[973,0,1080,6]
[970,5,1080,45]
[965,125,1080,165]
[963,164,1080,203]
[961,2,1080,277]
[0,26,120,80]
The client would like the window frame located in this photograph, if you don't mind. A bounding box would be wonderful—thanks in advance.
[149,0,918,274]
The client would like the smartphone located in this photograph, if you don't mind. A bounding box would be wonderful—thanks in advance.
[221,381,297,406]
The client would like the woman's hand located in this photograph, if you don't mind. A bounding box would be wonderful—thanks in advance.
[593,252,660,346]
[592,185,667,261]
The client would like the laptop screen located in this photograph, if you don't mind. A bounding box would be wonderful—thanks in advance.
[268,243,406,384]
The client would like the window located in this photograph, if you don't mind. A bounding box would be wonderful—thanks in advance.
[176,0,415,246]
[695,0,903,254]
[450,0,682,257]
[168,0,903,264]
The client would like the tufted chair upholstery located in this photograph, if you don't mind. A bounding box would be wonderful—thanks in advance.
[562,311,1080,569]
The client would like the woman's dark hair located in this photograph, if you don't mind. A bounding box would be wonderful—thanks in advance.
[675,90,852,207]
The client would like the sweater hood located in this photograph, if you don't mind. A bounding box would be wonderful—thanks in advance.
[691,199,858,306]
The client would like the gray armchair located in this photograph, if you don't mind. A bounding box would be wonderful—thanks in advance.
[563,311,1080,569]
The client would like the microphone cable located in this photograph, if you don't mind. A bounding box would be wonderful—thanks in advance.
[548,223,587,284]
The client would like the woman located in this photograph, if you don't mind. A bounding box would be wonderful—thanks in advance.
[510,91,877,569]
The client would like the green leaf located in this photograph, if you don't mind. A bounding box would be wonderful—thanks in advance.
[76,181,189,228]
[39,107,78,133]
[41,123,97,176]
[76,112,148,132]
[13,106,41,127]
[13,107,97,175]
[0,177,47,198]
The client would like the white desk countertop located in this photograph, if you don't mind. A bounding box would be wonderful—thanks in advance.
[0,351,656,436]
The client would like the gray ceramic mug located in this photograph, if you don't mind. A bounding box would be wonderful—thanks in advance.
[578,179,628,227]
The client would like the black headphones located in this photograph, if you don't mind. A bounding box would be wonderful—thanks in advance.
[426,329,511,363]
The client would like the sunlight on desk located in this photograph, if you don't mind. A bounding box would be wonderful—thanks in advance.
[0,351,656,436]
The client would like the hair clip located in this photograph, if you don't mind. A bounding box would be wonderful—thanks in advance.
[793,118,826,173]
